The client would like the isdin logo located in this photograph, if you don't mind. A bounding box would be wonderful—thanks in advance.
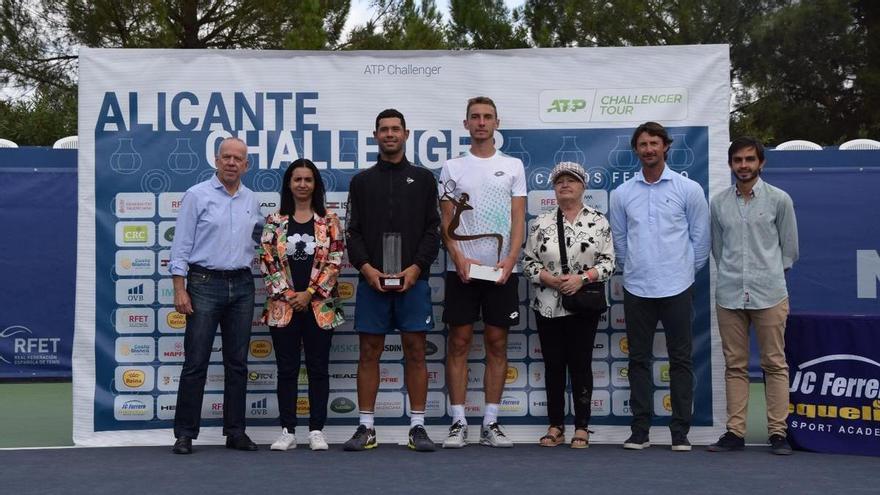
[547,99,587,113]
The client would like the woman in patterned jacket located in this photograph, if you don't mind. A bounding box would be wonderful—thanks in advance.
[258,158,345,451]
[523,162,615,449]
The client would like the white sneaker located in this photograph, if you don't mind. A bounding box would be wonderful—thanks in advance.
[270,428,296,451]
[480,422,514,448]
[442,420,468,448]
[308,430,329,451]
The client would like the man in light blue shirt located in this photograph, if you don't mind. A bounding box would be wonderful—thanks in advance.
[170,137,263,455]
[707,137,798,456]
[609,122,710,452]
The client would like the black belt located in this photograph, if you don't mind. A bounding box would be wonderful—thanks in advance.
[189,264,250,278]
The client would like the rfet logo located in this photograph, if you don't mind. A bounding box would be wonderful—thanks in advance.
[0,326,32,364]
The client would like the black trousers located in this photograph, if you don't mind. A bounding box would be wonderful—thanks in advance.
[535,310,601,429]
[623,286,694,436]
[270,309,333,432]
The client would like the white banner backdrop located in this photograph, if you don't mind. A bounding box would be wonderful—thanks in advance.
[74,46,730,446]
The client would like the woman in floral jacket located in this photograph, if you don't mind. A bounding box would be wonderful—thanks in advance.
[258,158,344,451]
[523,162,615,449]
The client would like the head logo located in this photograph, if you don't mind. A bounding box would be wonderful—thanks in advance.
[123,370,146,387]
[250,339,272,358]
[166,311,186,329]
[0,326,33,364]
[330,397,356,413]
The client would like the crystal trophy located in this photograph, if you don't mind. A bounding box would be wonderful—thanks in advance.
[381,232,403,289]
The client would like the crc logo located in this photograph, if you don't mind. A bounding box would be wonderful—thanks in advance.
[330,397,356,413]
[547,98,587,113]
[123,225,148,243]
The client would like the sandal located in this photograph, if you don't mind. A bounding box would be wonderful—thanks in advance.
[539,426,565,447]
[571,428,592,449]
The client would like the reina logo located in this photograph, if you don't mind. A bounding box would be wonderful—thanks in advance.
[619,336,629,355]
[123,369,146,387]
[250,339,272,358]
[662,394,672,412]
[166,311,186,329]
[505,366,519,384]
[296,397,311,415]
[338,282,355,299]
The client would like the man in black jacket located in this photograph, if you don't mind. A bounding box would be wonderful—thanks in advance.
[343,109,441,452]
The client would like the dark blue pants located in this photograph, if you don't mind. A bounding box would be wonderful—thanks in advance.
[174,267,254,439]
[624,286,694,436]
[271,310,333,432]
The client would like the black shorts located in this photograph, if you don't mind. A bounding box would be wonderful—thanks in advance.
[442,272,520,328]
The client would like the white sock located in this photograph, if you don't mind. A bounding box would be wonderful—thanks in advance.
[359,411,374,429]
[483,403,499,426]
[410,411,425,427]
[450,404,466,425]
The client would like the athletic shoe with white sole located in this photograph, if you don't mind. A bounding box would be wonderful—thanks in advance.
[623,430,650,450]
[442,420,468,448]
[309,430,329,451]
[480,422,514,448]
[270,428,296,451]
[408,425,436,452]
[343,425,377,451]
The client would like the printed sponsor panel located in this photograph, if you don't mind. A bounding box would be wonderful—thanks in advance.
[378,363,405,390]
[157,278,174,305]
[114,308,155,334]
[247,393,280,419]
[468,334,486,360]
[157,220,176,247]
[115,221,155,247]
[528,362,546,388]
[612,389,633,416]
[115,279,155,305]
[406,391,446,418]
[426,362,445,390]
[201,394,225,419]
[247,364,278,391]
[156,394,177,420]
[590,389,612,416]
[328,362,358,390]
[528,333,542,359]
[157,307,186,333]
[528,390,548,417]
[505,362,528,389]
[425,334,445,360]
[114,337,155,363]
[158,192,184,218]
[611,361,630,388]
[609,303,626,329]
[374,392,405,418]
[157,249,171,276]
[114,395,154,421]
[327,392,359,418]
[466,363,485,390]
[593,332,609,359]
[654,390,673,416]
[114,366,155,392]
[157,365,183,392]
[248,335,275,362]
[498,391,529,417]
[114,250,155,276]
[610,332,628,359]
[652,332,668,358]
[114,192,156,218]
[653,361,671,387]
[592,361,610,388]
[157,336,185,363]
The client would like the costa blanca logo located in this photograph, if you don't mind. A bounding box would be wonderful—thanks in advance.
[115,250,155,276]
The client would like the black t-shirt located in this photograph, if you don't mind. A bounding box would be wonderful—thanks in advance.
[286,217,316,292]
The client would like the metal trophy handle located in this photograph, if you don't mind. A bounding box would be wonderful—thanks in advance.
[381,232,403,290]
[441,180,504,282]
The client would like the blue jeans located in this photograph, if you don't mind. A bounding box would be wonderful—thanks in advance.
[174,266,254,439]
[270,310,333,432]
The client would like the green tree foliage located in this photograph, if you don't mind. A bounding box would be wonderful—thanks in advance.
[1,0,877,145]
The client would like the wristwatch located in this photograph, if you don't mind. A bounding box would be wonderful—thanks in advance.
[581,272,592,283]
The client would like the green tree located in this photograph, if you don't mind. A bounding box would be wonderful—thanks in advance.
[343,0,447,50]
[447,0,528,49]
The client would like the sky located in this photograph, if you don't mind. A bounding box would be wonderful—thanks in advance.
[343,0,526,34]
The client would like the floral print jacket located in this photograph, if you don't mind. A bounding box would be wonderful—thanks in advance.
[258,211,345,330]
[523,206,615,318]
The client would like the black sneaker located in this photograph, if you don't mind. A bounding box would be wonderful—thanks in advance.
[343,424,377,451]
[408,425,436,452]
[769,434,793,455]
[671,432,691,452]
[623,430,650,450]
[706,431,745,452]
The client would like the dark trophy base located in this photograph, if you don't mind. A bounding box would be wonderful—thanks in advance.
[380,276,403,290]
